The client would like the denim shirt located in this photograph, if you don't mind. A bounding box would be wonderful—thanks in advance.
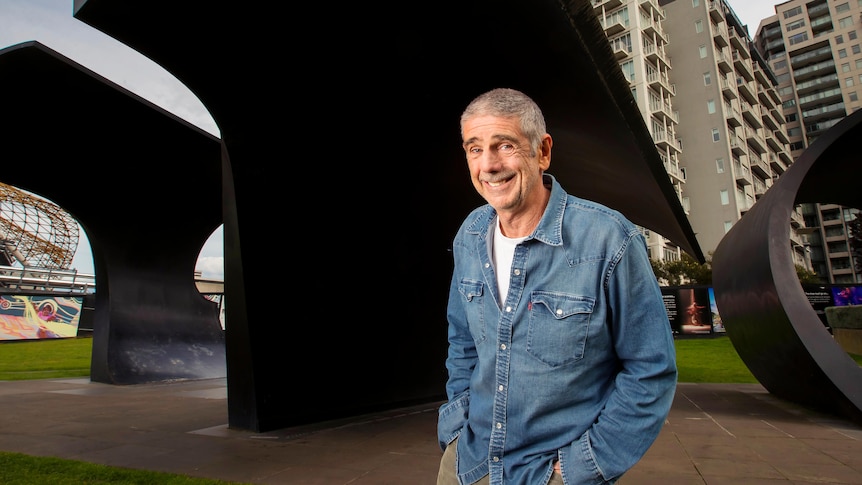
[437,174,677,485]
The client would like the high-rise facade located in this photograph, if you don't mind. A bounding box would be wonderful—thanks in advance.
[592,0,687,264]
[752,0,862,284]
[594,0,808,270]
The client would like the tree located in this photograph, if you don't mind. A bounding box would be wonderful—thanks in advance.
[652,252,712,286]
[795,264,821,284]
[651,252,822,286]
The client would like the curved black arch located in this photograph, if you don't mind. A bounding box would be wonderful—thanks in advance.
[0,0,707,432]
[0,41,225,384]
[712,109,862,425]
[72,0,703,432]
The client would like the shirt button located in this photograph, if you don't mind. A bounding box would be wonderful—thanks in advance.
[493,456,500,462]
[485,263,490,268]
[556,309,563,315]
[500,344,507,350]
[514,269,521,275]
[498,385,504,391]
[505,306,512,312]
[496,422,502,429]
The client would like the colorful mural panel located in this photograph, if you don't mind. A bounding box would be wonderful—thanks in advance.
[0,294,83,340]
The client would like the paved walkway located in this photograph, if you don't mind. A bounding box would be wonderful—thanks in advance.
[1,378,861,484]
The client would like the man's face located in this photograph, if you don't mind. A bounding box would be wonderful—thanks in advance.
[461,114,550,215]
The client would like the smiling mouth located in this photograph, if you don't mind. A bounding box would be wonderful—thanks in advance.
[485,176,513,187]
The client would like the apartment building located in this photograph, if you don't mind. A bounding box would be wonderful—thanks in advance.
[592,0,686,263]
[651,0,809,269]
[753,0,862,283]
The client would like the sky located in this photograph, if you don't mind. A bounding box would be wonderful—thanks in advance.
[727,0,783,32]
[0,0,782,280]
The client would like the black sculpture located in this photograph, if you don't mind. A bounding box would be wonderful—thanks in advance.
[0,0,702,432]
[712,108,862,425]
[0,42,226,384]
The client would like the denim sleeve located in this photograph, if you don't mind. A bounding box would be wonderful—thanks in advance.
[561,234,677,483]
[438,249,479,451]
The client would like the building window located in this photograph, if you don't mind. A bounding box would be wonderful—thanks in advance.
[843,62,852,72]
[850,91,859,101]
[839,16,855,29]
[724,221,733,233]
[851,30,858,40]
[699,45,707,58]
[836,2,851,13]
[853,44,861,54]
[774,59,787,70]
[783,6,802,18]
[712,128,720,142]
[837,34,845,44]
[847,77,855,87]
[787,126,801,137]
[692,0,699,7]
[789,32,809,45]
[695,19,703,33]
[703,71,712,85]
[839,48,848,58]
[720,189,729,205]
[707,99,716,114]
[620,60,635,82]
[787,19,806,31]
[716,158,725,173]
[856,59,862,69]
[610,33,633,56]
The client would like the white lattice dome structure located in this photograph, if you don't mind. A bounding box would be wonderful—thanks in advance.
[0,182,79,269]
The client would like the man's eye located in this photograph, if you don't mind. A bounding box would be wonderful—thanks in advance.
[468,147,482,154]
[500,144,514,152]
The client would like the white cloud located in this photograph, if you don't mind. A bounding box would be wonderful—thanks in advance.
[196,256,225,281]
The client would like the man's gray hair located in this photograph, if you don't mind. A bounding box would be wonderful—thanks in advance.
[460,88,547,156]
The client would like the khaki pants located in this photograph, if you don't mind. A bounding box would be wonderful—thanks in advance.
[437,438,564,485]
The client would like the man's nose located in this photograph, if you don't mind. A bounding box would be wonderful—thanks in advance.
[477,149,502,171]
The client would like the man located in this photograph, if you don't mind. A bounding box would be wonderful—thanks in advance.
[437,88,677,484]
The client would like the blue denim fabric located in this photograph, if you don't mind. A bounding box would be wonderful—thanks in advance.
[437,174,677,485]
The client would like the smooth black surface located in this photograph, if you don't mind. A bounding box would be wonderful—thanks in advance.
[0,42,225,384]
[713,109,862,425]
[57,0,702,432]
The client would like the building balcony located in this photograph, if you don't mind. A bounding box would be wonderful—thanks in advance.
[749,153,771,179]
[708,0,723,23]
[601,17,627,36]
[716,49,733,73]
[591,0,623,11]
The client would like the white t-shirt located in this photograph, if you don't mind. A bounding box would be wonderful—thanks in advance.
[493,217,527,305]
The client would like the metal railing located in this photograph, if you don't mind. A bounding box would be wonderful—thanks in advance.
[0,265,95,295]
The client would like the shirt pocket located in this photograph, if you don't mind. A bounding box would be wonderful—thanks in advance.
[458,279,486,344]
[527,291,595,367]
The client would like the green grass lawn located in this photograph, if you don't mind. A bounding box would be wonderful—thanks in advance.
[0,337,92,380]
[1,334,860,484]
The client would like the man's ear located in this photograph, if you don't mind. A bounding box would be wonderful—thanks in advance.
[539,134,552,171]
